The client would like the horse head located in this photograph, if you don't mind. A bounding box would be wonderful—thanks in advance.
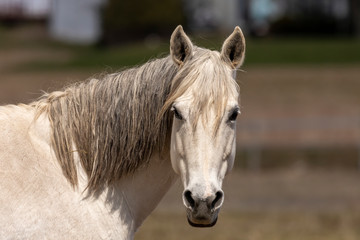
[166,25,245,227]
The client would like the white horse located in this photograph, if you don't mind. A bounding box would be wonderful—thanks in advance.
[0,25,245,239]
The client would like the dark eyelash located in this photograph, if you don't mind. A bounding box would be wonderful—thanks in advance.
[172,106,183,120]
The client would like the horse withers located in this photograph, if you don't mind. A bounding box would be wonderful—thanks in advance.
[0,25,245,239]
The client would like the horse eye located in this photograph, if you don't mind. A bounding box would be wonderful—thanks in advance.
[228,109,239,122]
[171,106,183,120]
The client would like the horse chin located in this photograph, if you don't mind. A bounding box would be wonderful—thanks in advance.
[187,216,218,228]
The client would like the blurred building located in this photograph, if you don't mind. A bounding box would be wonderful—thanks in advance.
[0,0,50,20]
[49,0,105,44]
[0,0,105,44]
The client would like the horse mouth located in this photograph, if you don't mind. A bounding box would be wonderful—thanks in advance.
[184,200,220,228]
[187,216,218,228]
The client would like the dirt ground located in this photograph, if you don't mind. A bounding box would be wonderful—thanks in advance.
[237,65,360,148]
[156,168,360,212]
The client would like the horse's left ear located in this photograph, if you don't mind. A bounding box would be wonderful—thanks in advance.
[170,25,193,66]
[221,26,246,69]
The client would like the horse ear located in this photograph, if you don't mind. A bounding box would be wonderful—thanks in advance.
[221,26,246,69]
[170,25,193,66]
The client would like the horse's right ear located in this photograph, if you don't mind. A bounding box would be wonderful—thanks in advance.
[170,25,193,66]
[221,26,245,69]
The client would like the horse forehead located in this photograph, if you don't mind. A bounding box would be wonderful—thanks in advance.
[199,57,217,72]
[197,55,229,77]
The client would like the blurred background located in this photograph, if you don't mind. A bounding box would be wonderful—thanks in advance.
[1,0,360,239]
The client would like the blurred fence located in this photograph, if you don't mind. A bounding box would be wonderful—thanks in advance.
[237,115,360,170]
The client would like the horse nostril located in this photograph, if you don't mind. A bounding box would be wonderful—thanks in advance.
[183,190,195,209]
[211,190,224,210]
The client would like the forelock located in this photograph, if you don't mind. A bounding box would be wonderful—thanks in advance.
[163,48,240,134]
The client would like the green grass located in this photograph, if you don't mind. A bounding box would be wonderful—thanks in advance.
[8,42,170,72]
[24,37,360,71]
[245,37,360,65]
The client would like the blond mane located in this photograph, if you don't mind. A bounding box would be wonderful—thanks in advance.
[34,47,239,192]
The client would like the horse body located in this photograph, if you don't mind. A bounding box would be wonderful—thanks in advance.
[0,26,245,239]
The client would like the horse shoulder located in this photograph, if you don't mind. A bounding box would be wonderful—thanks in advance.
[0,105,131,239]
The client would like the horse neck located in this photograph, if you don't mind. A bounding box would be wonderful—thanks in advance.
[29,109,177,239]
[96,151,178,234]
[32,57,179,237]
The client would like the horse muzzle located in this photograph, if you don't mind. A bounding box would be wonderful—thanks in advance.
[183,189,224,227]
